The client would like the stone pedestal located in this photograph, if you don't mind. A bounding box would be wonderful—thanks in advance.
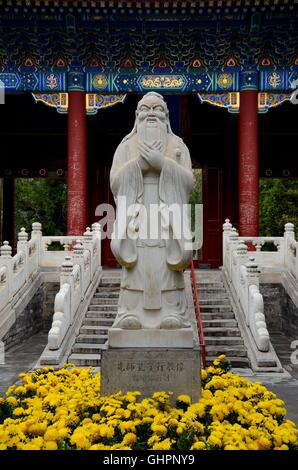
[101,348,201,403]
[108,328,194,348]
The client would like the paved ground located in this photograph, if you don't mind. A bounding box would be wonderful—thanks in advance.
[1,333,298,426]
[0,331,48,397]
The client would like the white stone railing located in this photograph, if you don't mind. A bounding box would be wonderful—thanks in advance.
[0,266,9,313]
[0,222,102,330]
[223,220,269,352]
[47,234,102,350]
[222,220,298,352]
[223,221,298,280]
[283,224,298,282]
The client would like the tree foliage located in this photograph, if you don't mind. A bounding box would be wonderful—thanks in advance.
[259,178,298,237]
[14,176,297,242]
[15,178,67,236]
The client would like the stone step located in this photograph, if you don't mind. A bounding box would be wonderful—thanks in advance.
[197,283,224,289]
[205,345,247,357]
[96,283,119,292]
[77,334,108,344]
[100,281,121,287]
[83,318,115,326]
[270,336,292,343]
[80,325,110,335]
[68,353,101,367]
[203,327,241,337]
[205,336,244,345]
[198,287,226,294]
[202,319,238,328]
[96,287,120,293]
[199,298,231,306]
[91,298,118,305]
[272,343,293,349]
[200,305,233,313]
[93,299,119,304]
[206,356,250,368]
[198,292,229,298]
[88,304,118,311]
[102,276,121,279]
[86,311,116,319]
[201,312,235,320]
[72,343,108,354]
[94,292,119,298]
[276,358,292,364]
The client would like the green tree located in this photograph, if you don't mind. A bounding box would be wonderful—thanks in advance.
[189,169,202,233]
[259,178,298,238]
[15,178,67,236]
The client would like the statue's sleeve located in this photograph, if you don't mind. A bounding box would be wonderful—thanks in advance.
[110,142,143,268]
[159,144,194,271]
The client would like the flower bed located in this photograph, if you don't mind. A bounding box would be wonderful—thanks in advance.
[0,355,297,450]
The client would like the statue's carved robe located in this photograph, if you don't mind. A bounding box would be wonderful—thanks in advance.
[110,133,193,328]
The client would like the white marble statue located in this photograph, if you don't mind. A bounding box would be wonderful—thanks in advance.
[110,92,193,329]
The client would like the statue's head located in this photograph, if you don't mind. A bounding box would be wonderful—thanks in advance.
[121,92,176,145]
[135,92,170,144]
[136,92,168,124]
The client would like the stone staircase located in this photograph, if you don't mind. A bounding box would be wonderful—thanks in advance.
[268,330,295,372]
[68,269,251,368]
[196,272,250,367]
[68,274,120,366]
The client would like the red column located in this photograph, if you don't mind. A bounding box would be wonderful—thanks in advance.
[239,90,259,236]
[67,91,87,235]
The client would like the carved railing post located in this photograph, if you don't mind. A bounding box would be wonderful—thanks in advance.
[1,241,12,258]
[284,223,297,280]
[31,222,42,264]
[245,256,269,352]
[226,227,239,281]
[17,227,29,280]
[0,241,13,301]
[246,256,260,288]
[83,227,95,276]
[73,240,84,299]
[91,222,101,267]
[222,218,233,267]
[236,240,248,258]
[60,255,74,285]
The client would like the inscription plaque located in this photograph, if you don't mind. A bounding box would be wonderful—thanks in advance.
[101,348,201,403]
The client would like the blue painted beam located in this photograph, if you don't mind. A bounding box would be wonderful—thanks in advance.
[0,67,297,93]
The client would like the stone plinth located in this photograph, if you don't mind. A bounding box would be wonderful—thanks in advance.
[101,348,201,403]
[108,328,194,348]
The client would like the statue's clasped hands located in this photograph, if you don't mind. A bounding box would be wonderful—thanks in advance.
[138,140,164,172]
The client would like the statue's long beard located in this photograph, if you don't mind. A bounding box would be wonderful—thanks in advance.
[137,120,168,152]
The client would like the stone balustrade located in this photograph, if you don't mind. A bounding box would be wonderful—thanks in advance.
[0,222,102,338]
[222,220,298,352]
[223,220,298,281]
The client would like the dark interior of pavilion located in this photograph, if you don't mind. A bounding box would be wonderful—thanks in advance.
[0,92,297,266]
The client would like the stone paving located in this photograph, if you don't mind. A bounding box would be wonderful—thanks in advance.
[0,331,48,397]
[0,334,297,427]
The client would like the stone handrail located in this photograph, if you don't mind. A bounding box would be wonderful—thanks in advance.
[223,220,298,351]
[223,220,270,352]
[0,266,9,312]
[0,222,102,331]
[283,223,298,282]
[47,231,102,350]
[48,283,71,351]
[223,221,297,280]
